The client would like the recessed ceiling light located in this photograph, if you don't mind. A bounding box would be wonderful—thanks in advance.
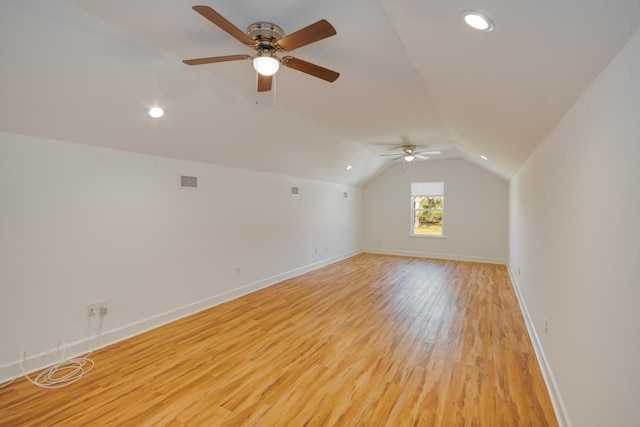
[480,155,489,160]
[345,165,353,170]
[148,106,164,118]
[462,11,494,32]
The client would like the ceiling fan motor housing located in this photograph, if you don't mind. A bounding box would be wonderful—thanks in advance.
[247,22,285,50]
[403,145,417,155]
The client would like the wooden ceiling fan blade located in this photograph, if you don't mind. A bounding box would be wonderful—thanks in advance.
[257,74,272,92]
[282,56,339,82]
[276,19,336,52]
[192,5,255,47]
[183,54,251,66]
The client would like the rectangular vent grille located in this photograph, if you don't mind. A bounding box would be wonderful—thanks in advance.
[343,192,349,198]
[290,186,299,196]
[180,175,198,189]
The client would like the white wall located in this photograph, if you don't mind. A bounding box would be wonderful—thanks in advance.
[362,158,508,263]
[0,132,361,380]
[509,29,640,427]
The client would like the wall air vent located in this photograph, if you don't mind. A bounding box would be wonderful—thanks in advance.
[180,175,198,189]
[290,186,299,196]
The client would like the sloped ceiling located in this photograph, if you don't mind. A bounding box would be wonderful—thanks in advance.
[1,1,639,186]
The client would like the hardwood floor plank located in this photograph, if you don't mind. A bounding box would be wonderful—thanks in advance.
[0,254,557,426]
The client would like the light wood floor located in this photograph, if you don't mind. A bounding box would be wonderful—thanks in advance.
[0,254,557,426]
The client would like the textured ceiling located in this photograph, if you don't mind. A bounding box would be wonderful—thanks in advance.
[1,0,639,185]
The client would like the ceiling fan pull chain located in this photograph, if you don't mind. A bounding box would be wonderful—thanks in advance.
[255,72,259,104]
[273,73,277,113]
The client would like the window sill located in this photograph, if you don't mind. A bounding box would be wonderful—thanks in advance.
[410,234,446,239]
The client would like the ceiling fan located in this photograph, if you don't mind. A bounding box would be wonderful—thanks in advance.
[182,5,340,92]
[379,145,441,162]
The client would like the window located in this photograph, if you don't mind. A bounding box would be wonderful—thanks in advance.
[411,182,444,237]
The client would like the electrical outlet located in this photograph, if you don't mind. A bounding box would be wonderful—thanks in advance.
[544,318,549,335]
[86,303,97,317]
[87,300,107,317]
[98,300,107,317]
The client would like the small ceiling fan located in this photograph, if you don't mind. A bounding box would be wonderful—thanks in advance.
[379,145,441,162]
[182,5,340,92]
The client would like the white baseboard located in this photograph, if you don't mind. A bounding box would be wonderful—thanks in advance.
[0,250,361,384]
[507,265,572,427]
[363,247,508,265]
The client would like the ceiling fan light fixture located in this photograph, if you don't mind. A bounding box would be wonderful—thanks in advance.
[253,51,280,76]
[462,11,494,32]
[404,155,415,162]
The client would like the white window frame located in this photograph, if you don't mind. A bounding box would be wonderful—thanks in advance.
[410,181,445,238]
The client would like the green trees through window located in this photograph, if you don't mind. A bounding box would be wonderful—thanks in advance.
[411,182,444,236]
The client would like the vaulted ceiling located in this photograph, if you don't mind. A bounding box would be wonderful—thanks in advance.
[2,1,639,186]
